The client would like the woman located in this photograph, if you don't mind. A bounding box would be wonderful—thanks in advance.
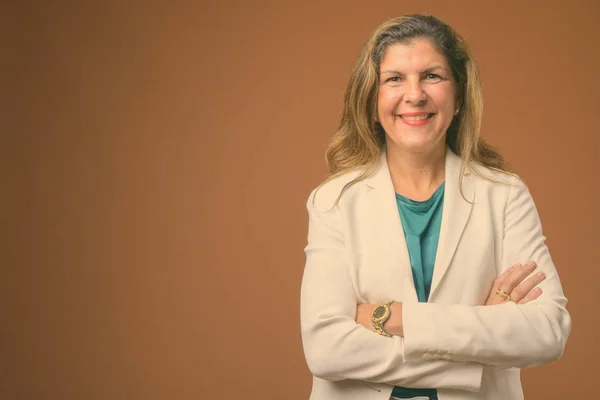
[300,15,571,400]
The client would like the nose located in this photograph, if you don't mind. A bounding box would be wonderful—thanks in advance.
[405,79,426,104]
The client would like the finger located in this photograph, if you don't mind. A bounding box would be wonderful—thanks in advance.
[518,287,543,305]
[510,271,546,303]
[499,261,537,294]
[492,264,521,291]
[486,264,522,306]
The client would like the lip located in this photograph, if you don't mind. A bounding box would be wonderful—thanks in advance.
[397,112,435,126]
[399,112,432,117]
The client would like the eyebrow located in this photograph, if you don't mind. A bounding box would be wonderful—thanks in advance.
[380,65,449,75]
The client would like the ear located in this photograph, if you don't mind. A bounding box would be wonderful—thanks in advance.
[454,99,462,115]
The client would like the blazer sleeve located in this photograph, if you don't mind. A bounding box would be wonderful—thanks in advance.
[401,176,571,369]
[300,188,484,391]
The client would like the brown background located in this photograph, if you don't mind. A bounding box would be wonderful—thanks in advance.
[3,0,599,399]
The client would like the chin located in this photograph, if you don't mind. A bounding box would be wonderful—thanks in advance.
[387,136,443,153]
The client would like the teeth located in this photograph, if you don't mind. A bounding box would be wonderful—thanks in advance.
[401,114,430,121]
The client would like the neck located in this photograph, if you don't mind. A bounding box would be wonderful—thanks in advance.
[385,143,446,200]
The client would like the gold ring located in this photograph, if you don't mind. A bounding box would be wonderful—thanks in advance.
[496,289,511,301]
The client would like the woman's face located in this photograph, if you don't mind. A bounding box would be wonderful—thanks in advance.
[377,38,459,155]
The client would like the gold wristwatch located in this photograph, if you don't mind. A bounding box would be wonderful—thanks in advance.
[371,300,394,337]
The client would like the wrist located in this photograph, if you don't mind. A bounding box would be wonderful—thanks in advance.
[383,302,404,336]
[371,300,394,337]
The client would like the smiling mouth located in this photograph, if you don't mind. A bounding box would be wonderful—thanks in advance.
[398,113,435,121]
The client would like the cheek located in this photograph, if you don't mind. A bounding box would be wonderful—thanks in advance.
[425,82,456,106]
[441,87,458,111]
[430,92,456,114]
[377,89,399,111]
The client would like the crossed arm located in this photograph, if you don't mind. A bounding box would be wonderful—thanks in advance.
[300,179,571,391]
[355,260,547,337]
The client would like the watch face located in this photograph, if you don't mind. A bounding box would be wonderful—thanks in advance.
[373,306,386,319]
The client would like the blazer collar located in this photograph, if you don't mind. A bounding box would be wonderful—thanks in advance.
[365,146,475,300]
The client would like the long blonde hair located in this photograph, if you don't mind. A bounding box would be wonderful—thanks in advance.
[317,15,511,205]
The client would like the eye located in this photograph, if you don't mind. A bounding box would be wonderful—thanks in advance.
[385,76,400,83]
[424,73,443,82]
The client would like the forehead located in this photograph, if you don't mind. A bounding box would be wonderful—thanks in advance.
[379,38,449,71]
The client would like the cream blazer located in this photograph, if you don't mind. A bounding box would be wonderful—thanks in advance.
[300,147,571,400]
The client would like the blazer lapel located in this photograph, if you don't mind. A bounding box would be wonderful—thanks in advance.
[364,151,418,302]
[429,148,475,299]
[363,147,475,302]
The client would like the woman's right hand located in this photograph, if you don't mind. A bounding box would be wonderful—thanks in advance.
[485,261,546,306]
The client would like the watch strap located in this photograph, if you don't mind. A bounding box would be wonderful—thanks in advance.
[371,300,394,337]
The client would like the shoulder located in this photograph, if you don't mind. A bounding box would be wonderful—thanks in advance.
[465,162,538,213]
[467,161,526,192]
[306,169,364,213]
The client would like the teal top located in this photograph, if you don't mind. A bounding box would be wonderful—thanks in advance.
[390,182,445,400]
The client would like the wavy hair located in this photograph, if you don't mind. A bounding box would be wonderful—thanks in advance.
[317,14,512,206]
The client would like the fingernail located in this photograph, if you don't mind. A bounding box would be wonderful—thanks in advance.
[537,272,545,278]
[536,287,543,294]
[526,261,536,267]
